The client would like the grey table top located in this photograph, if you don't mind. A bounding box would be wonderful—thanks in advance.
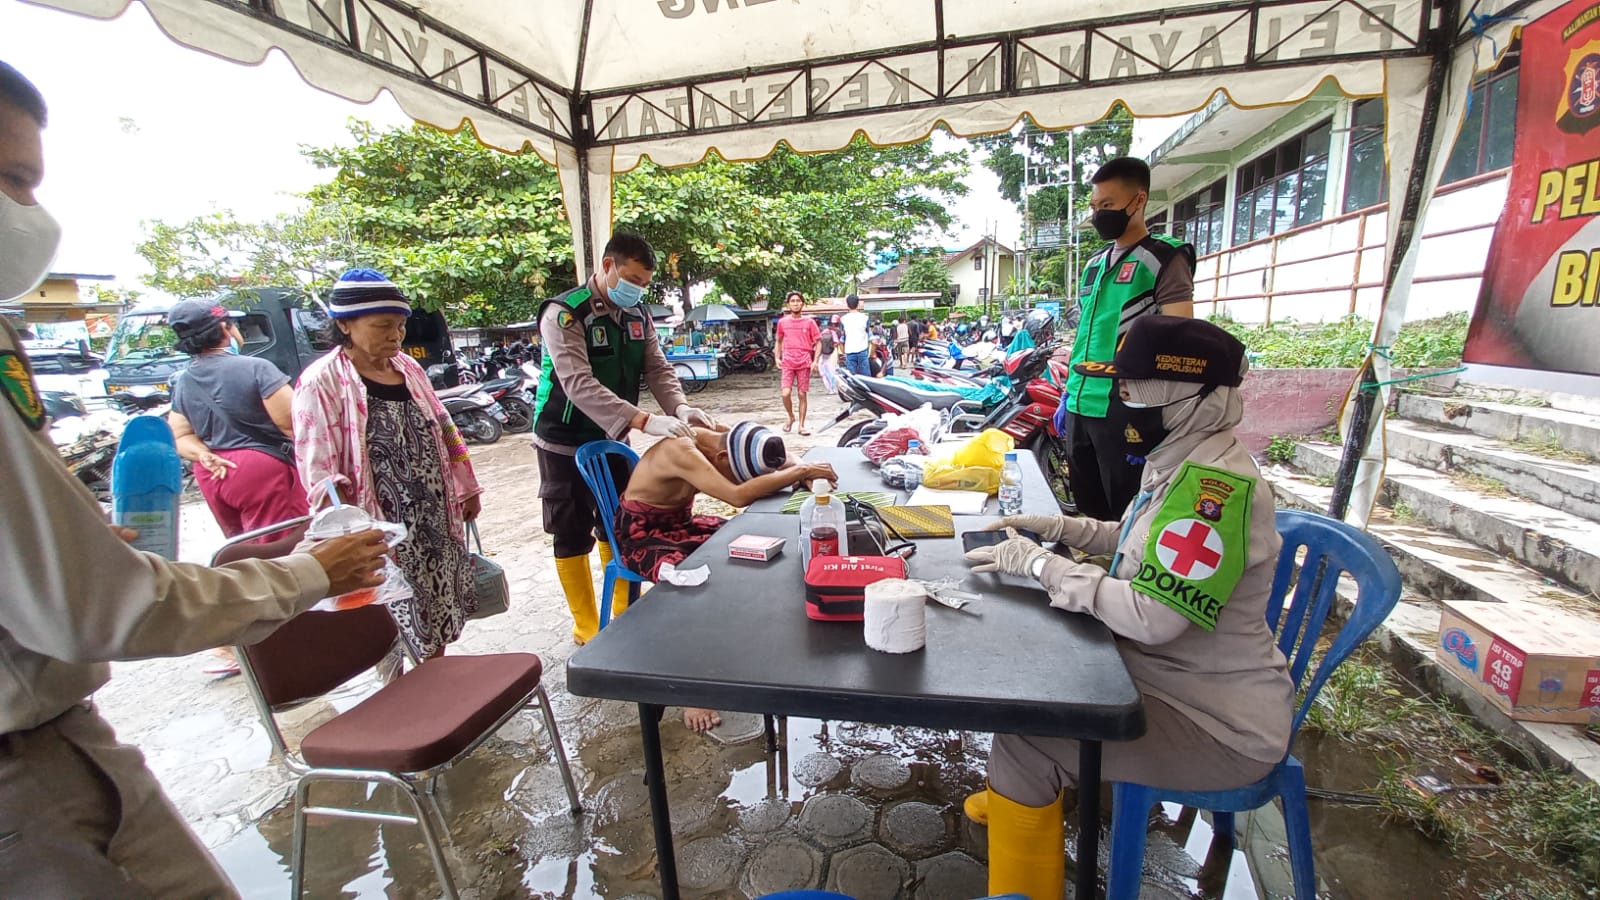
[567,511,1145,742]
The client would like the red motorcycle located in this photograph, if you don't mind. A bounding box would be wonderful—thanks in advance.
[720,342,773,374]
[822,342,1073,510]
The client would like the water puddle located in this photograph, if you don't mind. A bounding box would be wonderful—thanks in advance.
[212,703,1585,898]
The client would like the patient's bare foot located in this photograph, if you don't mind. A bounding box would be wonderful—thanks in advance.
[683,707,722,733]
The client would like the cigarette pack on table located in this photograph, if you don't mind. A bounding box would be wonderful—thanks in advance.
[729,534,786,562]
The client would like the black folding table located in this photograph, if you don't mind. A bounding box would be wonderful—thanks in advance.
[568,449,1145,898]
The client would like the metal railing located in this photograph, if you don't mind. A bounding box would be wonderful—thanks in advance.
[1191,169,1507,323]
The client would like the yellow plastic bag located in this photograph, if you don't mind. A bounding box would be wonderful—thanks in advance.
[922,429,1014,493]
[921,463,1001,493]
[950,429,1015,470]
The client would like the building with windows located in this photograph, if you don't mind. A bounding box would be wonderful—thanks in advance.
[1142,53,1518,324]
[860,238,1017,305]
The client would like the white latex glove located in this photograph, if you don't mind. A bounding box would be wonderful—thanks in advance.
[965,529,1053,577]
[984,514,1097,547]
[675,404,717,428]
[643,414,694,438]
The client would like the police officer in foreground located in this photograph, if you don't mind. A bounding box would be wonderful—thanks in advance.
[532,233,716,644]
[1059,156,1195,521]
[0,61,390,896]
[965,316,1293,899]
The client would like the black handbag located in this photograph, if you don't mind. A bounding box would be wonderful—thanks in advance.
[466,521,509,620]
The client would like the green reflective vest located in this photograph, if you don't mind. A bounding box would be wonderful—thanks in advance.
[1064,234,1194,418]
[533,285,650,447]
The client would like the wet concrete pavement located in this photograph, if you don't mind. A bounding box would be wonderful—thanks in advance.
[97,373,1267,898]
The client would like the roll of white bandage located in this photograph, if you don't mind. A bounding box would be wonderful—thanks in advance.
[863,578,927,654]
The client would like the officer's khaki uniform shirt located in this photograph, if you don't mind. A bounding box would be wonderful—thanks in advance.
[0,320,330,734]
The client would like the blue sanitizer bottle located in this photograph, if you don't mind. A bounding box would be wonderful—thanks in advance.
[111,415,183,559]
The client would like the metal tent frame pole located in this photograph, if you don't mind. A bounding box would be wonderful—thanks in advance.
[1327,0,1460,521]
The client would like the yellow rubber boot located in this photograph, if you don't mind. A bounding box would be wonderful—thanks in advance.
[554,554,599,645]
[987,788,1065,900]
[596,541,628,617]
[963,786,990,825]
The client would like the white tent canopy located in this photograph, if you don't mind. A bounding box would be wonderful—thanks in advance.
[27,0,1548,522]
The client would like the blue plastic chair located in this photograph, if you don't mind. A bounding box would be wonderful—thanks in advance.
[574,440,647,629]
[1106,508,1403,900]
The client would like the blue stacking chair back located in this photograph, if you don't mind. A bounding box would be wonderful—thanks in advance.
[574,439,646,629]
[1106,508,1402,900]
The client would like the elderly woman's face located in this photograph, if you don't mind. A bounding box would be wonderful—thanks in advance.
[340,312,409,360]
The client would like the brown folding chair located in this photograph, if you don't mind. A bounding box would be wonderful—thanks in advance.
[212,516,581,899]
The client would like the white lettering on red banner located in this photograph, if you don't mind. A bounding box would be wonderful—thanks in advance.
[1482,637,1527,700]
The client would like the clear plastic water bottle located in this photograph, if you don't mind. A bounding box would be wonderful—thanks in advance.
[904,440,923,489]
[999,451,1024,516]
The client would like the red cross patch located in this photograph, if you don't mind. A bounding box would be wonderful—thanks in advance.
[1155,519,1225,579]
[627,320,646,341]
[1115,261,1138,283]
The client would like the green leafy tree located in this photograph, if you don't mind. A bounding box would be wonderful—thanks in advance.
[898,253,953,305]
[140,123,969,325]
[136,205,366,299]
[975,108,1135,292]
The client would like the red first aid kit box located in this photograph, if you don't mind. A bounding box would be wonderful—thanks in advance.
[803,555,907,621]
[1436,600,1600,724]
[728,534,786,562]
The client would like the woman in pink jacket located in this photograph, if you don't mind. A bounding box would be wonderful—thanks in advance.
[293,269,482,662]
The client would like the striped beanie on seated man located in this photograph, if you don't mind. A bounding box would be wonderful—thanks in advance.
[326,268,412,319]
[726,421,786,483]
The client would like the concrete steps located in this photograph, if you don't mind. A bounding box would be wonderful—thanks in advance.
[1267,471,1600,784]
[1382,418,1600,522]
[1293,441,1600,602]
[1399,393,1600,457]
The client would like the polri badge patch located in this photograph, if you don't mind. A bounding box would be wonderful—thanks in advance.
[1130,461,1255,631]
[0,350,46,431]
[591,325,609,347]
[557,309,575,329]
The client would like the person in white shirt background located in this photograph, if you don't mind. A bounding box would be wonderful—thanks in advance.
[840,293,872,376]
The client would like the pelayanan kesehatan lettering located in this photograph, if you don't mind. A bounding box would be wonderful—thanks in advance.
[1129,462,1255,632]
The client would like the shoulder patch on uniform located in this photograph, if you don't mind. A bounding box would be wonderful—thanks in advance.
[0,350,46,431]
[557,309,575,328]
[1130,461,1255,631]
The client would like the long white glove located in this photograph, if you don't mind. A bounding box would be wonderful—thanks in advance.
[675,404,717,428]
[983,514,1096,546]
[643,414,694,438]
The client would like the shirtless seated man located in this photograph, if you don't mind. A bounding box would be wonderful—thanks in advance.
[617,421,838,732]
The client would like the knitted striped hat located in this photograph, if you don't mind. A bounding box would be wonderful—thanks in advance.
[725,422,785,483]
[326,268,412,320]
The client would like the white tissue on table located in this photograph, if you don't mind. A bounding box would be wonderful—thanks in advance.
[658,562,710,586]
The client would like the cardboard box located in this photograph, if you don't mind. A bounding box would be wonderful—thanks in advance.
[1435,600,1600,724]
[728,534,785,562]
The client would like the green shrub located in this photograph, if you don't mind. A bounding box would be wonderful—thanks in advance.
[1209,312,1468,370]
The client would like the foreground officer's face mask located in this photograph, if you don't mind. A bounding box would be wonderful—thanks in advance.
[0,191,61,303]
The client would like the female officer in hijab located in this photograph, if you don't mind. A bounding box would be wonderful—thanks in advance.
[962,316,1296,899]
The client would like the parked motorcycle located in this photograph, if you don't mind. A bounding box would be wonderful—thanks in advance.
[435,384,508,444]
[430,364,534,434]
[45,391,127,501]
[821,342,1074,510]
[719,342,773,374]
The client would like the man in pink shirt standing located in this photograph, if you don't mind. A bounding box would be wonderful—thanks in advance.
[773,290,822,435]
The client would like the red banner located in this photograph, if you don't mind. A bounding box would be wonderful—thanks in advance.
[1464,0,1600,376]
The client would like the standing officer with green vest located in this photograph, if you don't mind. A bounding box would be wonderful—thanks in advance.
[533,233,716,644]
[1060,157,1196,521]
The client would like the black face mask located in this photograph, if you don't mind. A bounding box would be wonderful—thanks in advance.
[1091,199,1139,241]
[1120,384,1215,464]
[1121,405,1168,465]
